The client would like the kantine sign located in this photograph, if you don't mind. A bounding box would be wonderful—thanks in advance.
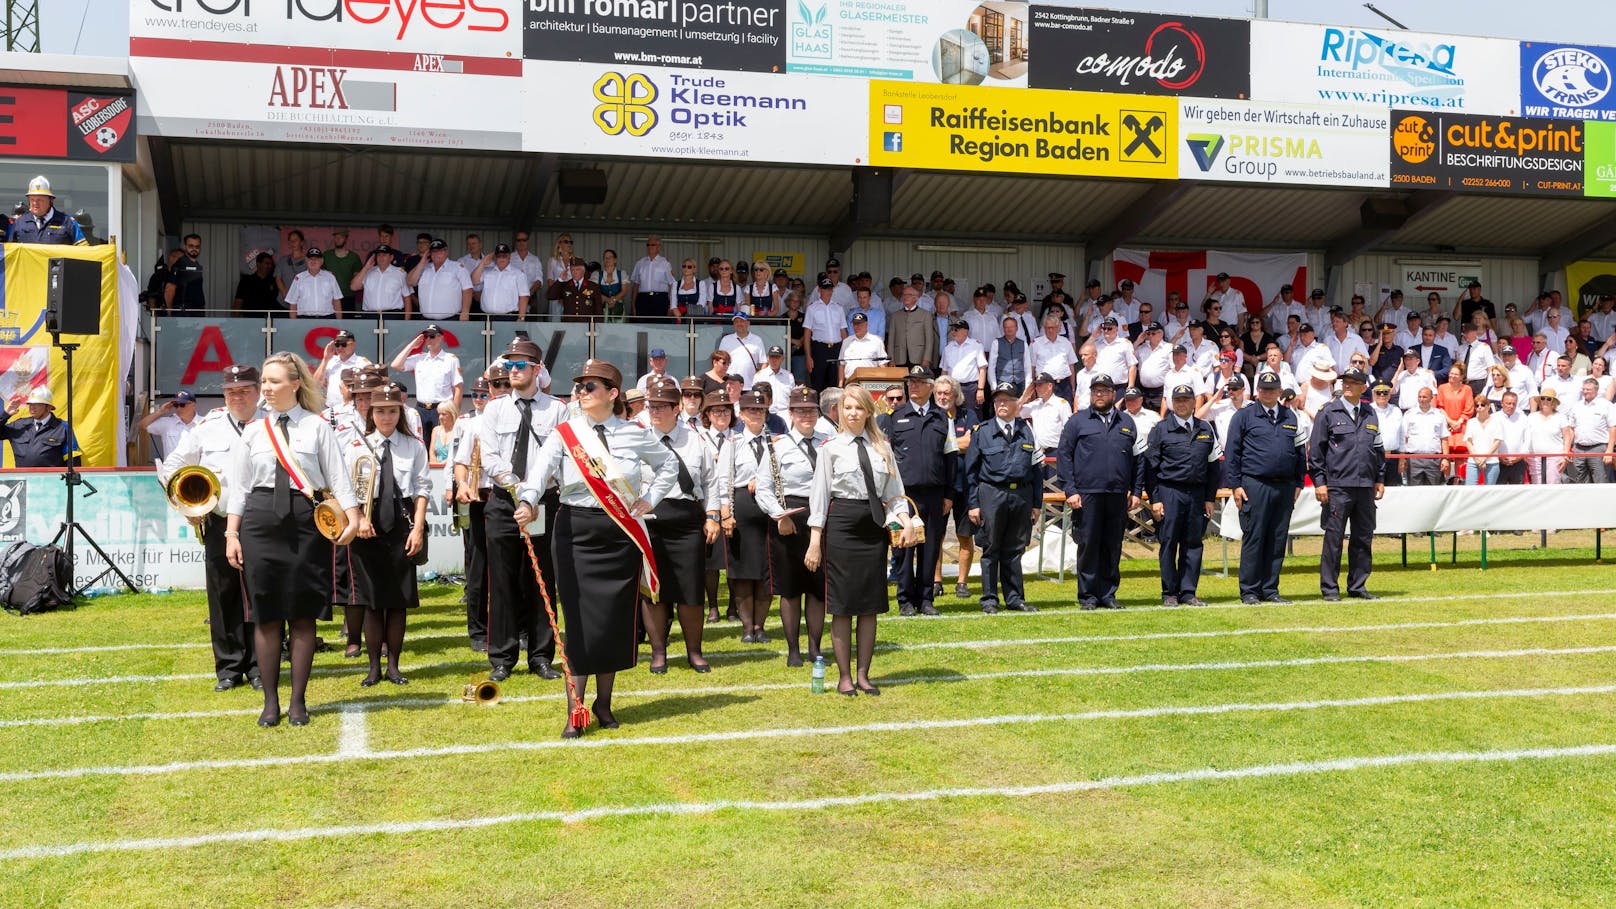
[1390,110,1583,196]
[1028,6,1249,98]
[524,0,786,71]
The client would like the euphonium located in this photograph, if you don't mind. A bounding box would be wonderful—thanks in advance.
[461,676,502,705]
[166,465,220,540]
[351,451,378,524]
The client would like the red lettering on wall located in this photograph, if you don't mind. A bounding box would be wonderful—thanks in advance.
[180,325,234,385]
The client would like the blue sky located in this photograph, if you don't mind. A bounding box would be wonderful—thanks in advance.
[41,0,1616,57]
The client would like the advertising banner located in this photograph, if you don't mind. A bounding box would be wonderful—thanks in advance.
[523,61,867,164]
[1585,120,1616,198]
[1389,110,1584,196]
[1112,249,1307,317]
[1564,260,1616,316]
[787,0,1029,86]
[1520,42,1616,121]
[1027,6,1249,98]
[0,87,138,163]
[131,0,521,57]
[867,80,1175,178]
[1249,20,1520,114]
[1397,260,1483,307]
[524,0,785,71]
[0,468,464,589]
[1177,98,1388,187]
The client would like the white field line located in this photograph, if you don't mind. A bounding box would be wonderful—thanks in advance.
[336,708,368,758]
[5,739,1616,860]
[7,610,1616,692]
[5,586,1614,658]
[7,643,1616,731]
[4,679,1616,785]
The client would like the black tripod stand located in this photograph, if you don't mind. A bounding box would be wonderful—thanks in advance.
[46,335,136,596]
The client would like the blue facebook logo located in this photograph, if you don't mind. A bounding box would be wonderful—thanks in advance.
[883,132,903,153]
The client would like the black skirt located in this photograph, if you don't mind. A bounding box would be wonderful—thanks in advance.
[552,505,641,675]
[769,495,822,598]
[350,499,420,611]
[823,498,891,616]
[649,497,706,606]
[726,487,770,581]
[335,543,373,608]
[240,489,336,624]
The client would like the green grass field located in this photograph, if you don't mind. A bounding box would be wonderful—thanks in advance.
[4,541,1616,908]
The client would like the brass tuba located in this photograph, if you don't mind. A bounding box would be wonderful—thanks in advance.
[461,676,502,705]
[166,465,220,540]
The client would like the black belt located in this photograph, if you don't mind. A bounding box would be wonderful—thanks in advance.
[982,480,1025,490]
[561,504,606,514]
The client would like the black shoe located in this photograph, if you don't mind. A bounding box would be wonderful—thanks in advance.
[919,603,941,616]
[786,654,804,668]
[1263,596,1294,605]
[531,660,561,680]
[1007,602,1037,613]
[1162,597,1179,607]
[689,658,712,674]
[343,645,363,659]
[1099,599,1124,610]
[1349,591,1381,600]
[754,630,770,644]
[1240,595,1261,604]
[288,710,309,727]
[249,677,264,691]
[1079,600,1099,611]
[981,602,1000,615]
[592,703,620,729]
[561,722,583,739]
[257,711,280,728]
[1322,593,1341,602]
[856,682,880,696]
[1181,596,1208,607]
[470,639,488,653]
[725,608,740,622]
[386,673,408,686]
[931,582,944,598]
[898,604,917,617]
[489,666,511,682]
[214,677,241,692]
[360,674,382,688]
[954,583,970,598]
[837,685,858,697]
[740,631,756,644]
[649,660,668,675]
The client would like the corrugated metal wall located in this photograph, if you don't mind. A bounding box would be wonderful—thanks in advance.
[1332,253,1545,309]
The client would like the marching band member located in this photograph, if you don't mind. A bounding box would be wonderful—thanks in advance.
[351,387,430,686]
[805,385,915,697]
[755,387,831,667]
[332,369,384,658]
[158,363,264,691]
[715,388,777,644]
[452,369,504,651]
[225,353,361,728]
[700,391,737,624]
[515,359,677,738]
[640,377,715,674]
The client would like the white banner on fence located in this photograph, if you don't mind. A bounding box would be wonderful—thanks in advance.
[1248,20,1520,115]
[130,0,521,59]
[1112,249,1310,320]
[1219,484,1616,539]
[1177,98,1390,187]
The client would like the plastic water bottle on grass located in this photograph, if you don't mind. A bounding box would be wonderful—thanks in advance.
[810,655,825,694]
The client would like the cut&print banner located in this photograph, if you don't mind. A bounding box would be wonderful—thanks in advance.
[1177,98,1387,187]
[1028,6,1249,99]
[787,0,1029,86]
[1389,110,1584,196]
[1112,249,1308,317]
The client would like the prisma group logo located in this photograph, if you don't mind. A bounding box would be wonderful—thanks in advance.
[142,0,513,45]
[592,72,658,136]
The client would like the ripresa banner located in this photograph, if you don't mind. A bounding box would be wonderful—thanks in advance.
[867,79,1175,178]
[1249,20,1520,114]
[786,0,1029,86]
[1520,41,1616,121]
[524,0,786,72]
[1177,98,1388,187]
[523,61,868,164]
[1389,110,1584,196]
[1112,249,1307,317]
[1027,6,1249,99]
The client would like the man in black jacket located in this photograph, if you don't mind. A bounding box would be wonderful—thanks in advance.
[879,365,956,615]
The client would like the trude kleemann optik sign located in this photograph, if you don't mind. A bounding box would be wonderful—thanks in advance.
[867,80,1175,178]
[1389,110,1583,196]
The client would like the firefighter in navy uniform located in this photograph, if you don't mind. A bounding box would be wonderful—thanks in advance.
[1143,384,1222,607]
[1222,371,1309,604]
[1055,375,1144,609]
[1,387,81,467]
[879,364,956,616]
[1309,366,1386,602]
[964,381,1042,614]
[4,176,87,245]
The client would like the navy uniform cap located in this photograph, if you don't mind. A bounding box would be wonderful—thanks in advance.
[906,364,934,381]
[1255,371,1283,390]
[1090,375,1115,389]
[990,381,1020,399]
[1121,386,1143,399]
[1171,384,1197,399]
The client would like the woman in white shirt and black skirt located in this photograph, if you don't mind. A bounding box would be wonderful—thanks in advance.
[351,387,430,687]
[641,376,716,674]
[225,353,362,728]
[516,359,678,738]
[700,391,736,623]
[805,384,915,696]
[756,386,831,667]
[716,389,778,644]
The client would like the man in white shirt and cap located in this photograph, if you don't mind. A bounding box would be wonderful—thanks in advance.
[389,324,462,439]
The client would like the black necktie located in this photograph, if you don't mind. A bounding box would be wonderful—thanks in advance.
[797,435,817,468]
[230,418,244,436]
[662,434,695,496]
[375,439,397,533]
[273,414,292,518]
[751,435,764,463]
[1001,422,1013,442]
[688,416,699,430]
[512,398,533,476]
[854,437,884,526]
[594,423,611,453]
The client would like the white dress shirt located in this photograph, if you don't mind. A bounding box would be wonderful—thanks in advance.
[368,428,433,502]
[360,265,409,312]
[647,422,717,506]
[940,338,987,385]
[1092,335,1139,385]
[478,263,530,315]
[1019,395,1072,450]
[225,405,359,514]
[1028,336,1078,381]
[476,391,569,484]
[839,333,888,372]
[322,353,372,405]
[630,255,677,295]
[414,260,472,320]
[518,415,677,510]
[401,348,462,405]
[803,299,847,344]
[145,412,201,460]
[159,407,263,516]
[807,432,911,527]
[719,333,768,388]
[755,429,830,515]
[285,270,341,317]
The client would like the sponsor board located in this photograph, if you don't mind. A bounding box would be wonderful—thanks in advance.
[1028,6,1249,98]
[1389,110,1583,196]
[1398,261,1482,304]
[131,0,521,58]
[868,79,1174,178]
[1177,98,1387,187]
[524,60,866,164]
[0,87,137,162]
[1584,120,1616,198]
[132,58,523,149]
[787,0,1029,86]
[1249,20,1519,114]
[1113,249,1307,318]
[1521,42,1616,121]
[1564,259,1616,317]
[524,0,786,72]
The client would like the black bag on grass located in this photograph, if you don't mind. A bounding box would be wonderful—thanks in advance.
[0,541,72,615]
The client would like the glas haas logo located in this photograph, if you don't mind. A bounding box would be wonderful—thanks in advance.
[1532,48,1611,108]
[792,2,831,60]
[593,72,658,137]
[1320,28,1461,90]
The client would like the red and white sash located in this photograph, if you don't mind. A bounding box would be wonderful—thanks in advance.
[555,418,660,599]
[263,415,316,500]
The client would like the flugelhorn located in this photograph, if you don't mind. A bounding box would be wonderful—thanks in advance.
[166,465,220,540]
[461,676,502,705]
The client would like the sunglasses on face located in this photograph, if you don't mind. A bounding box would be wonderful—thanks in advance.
[473,393,490,400]
[489,380,511,389]
[575,381,604,394]
[504,360,534,371]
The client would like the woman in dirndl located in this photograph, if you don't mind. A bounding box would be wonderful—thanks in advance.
[640,377,715,674]
[805,384,915,696]
[225,352,361,727]
[516,359,677,738]
[755,387,830,667]
[350,386,429,687]
[716,388,777,644]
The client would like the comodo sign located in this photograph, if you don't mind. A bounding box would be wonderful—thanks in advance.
[1029,6,1250,98]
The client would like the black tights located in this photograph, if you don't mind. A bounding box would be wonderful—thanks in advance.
[343,605,365,653]
[730,578,770,637]
[362,607,407,684]
[568,672,616,730]
[642,601,710,670]
[830,615,877,693]
[254,617,316,723]
[705,569,722,620]
[779,593,825,665]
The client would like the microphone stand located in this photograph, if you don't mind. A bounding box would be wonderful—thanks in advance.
[47,332,137,596]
